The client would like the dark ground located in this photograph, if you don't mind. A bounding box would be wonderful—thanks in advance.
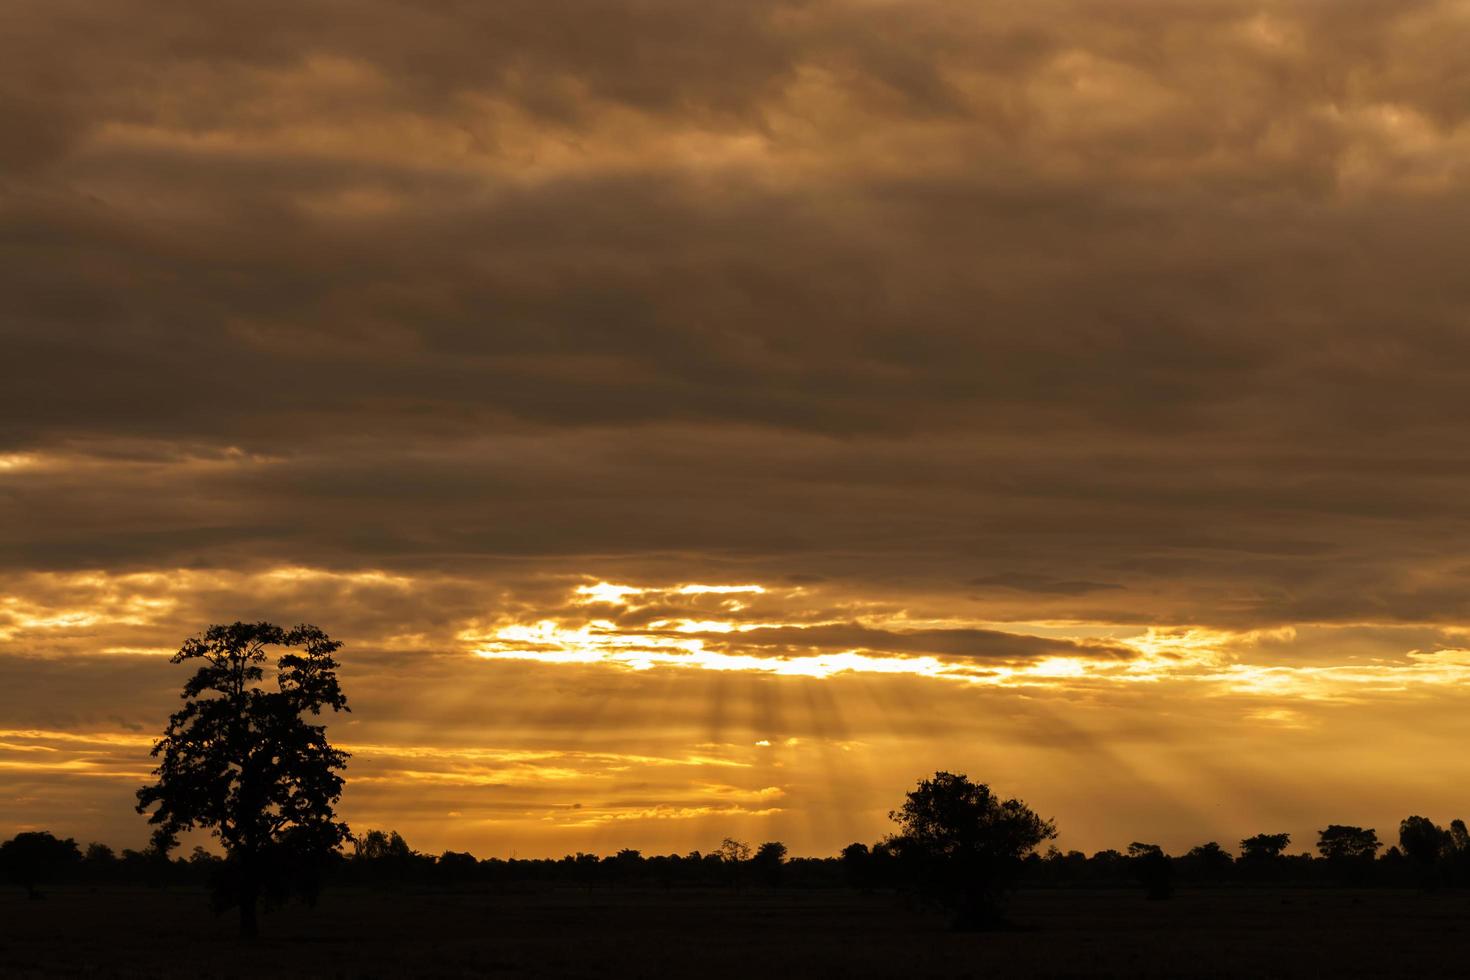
[3,885,1469,978]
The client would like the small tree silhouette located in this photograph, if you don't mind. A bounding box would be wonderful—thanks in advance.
[1317,825,1380,862]
[1184,841,1233,881]
[1450,819,1470,853]
[608,848,644,887]
[717,837,751,888]
[751,841,787,886]
[437,850,479,884]
[355,829,414,864]
[1448,819,1470,886]
[135,622,351,940]
[0,832,81,899]
[82,842,118,882]
[840,842,873,891]
[1127,842,1174,899]
[1239,833,1291,862]
[717,837,751,863]
[889,771,1056,930]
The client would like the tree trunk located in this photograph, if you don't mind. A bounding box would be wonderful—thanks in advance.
[239,890,259,941]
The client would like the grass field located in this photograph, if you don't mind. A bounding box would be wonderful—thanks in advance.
[3,885,1469,977]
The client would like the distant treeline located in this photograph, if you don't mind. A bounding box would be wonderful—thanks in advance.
[7,817,1470,898]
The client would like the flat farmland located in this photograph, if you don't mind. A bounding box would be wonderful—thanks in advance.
[3,885,1468,978]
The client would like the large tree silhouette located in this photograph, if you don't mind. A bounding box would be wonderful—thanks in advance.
[136,622,351,940]
[0,831,80,899]
[1400,815,1452,889]
[889,771,1056,930]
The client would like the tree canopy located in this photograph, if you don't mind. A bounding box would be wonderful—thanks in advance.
[1317,825,1381,864]
[135,622,351,939]
[0,831,80,899]
[1239,833,1292,862]
[889,771,1056,929]
[1399,816,1449,866]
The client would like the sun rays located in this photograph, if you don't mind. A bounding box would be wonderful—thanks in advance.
[8,570,1470,853]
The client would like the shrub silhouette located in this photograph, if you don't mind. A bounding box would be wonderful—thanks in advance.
[0,831,81,899]
[888,771,1056,930]
[135,622,351,940]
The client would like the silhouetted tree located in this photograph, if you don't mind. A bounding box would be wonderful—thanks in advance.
[1239,833,1291,862]
[114,843,173,888]
[1088,848,1126,879]
[135,622,351,940]
[351,830,428,885]
[607,848,643,886]
[1317,824,1379,883]
[0,832,81,899]
[437,850,478,884]
[1446,819,1470,886]
[869,838,903,890]
[1399,816,1447,863]
[1450,819,1470,852]
[355,829,412,861]
[563,851,601,887]
[189,845,220,867]
[718,837,751,863]
[82,842,118,879]
[1038,846,1088,885]
[717,837,751,888]
[841,842,873,891]
[1183,841,1233,881]
[1400,815,1450,889]
[1127,842,1174,899]
[1317,825,1380,862]
[1238,832,1291,881]
[889,771,1056,930]
[752,841,787,886]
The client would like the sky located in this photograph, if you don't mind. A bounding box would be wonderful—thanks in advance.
[6,0,1470,859]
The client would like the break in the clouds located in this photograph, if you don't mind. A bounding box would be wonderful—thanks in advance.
[6,1,1470,855]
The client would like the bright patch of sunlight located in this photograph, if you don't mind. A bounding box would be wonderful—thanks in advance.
[467,583,1470,699]
[0,453,42,471]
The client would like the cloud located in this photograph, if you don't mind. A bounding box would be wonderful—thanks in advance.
[683,623,1133,662]
[9,0,1470,854]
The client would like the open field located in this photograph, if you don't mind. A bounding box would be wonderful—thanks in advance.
[3,886,1470,978]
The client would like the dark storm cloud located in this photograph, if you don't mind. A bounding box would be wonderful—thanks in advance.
[8,0,1470,624]
[8,430,1470,626]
